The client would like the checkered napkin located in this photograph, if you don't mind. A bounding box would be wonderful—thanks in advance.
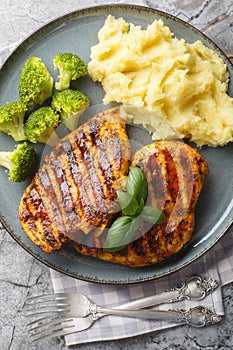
[50,225,233,346]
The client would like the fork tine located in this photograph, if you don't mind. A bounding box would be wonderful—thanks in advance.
[25,306,71,318]
[28,317,75,342]
[27,315,57,327]
[25,305,71,318]
[26,293,71,303]
[31,327,76,343]
[26,299,69,307]
[28,317,59,331]
[28,316,72,332]
[25,294,71,317]
[25,309,70,320]
[25,295,69,308]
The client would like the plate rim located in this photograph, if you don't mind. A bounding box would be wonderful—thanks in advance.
[2,4,233,71]
[0,3,233,284]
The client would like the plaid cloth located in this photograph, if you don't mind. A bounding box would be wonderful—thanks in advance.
[50,225,233,346]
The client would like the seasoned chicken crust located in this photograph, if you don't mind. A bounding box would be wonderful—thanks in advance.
[19,107,208,267]
[18,106,130,253]
[74,140,208,266]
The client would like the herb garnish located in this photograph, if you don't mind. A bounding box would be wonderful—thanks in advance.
[103,166,165,252]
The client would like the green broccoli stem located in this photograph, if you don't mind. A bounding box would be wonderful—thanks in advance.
[55,71,71,91]
[39,131,60,147]
[13,125,27,142]
[63,110,84,131]
[0,152,13,171]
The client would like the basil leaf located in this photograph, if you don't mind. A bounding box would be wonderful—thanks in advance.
[141,206,166,225]
[126,166,148,203]
[103,216,140,252]
[134,198,145,216]
[117,190,139,216]
[109,215,132,229]
[103,216,132,252]
[121,215,141,245]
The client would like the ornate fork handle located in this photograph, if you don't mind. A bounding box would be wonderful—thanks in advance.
[168,275,219,303]
[92,306,222,328]
[90,276,221,327]
[176,306,222,327]
[112,275,219,311]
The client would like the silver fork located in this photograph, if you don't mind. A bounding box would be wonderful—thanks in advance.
[27,305,222,342]
[25,275,218,319]
[25,276,220,341]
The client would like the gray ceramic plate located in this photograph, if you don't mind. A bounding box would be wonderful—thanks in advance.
[0,4,232,284]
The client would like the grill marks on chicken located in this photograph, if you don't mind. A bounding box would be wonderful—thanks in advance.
[74,141,208,266]
[19,107,209,266]
[18,107,131,253]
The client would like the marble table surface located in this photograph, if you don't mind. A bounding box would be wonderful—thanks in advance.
[0,0,232,349]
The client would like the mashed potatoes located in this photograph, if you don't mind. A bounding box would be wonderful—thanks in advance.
[88,15,233,147]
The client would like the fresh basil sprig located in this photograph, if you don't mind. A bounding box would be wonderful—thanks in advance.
[103,166,165,252]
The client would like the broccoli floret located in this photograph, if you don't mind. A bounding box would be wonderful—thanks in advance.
[0,142,37,182]
[51,89,90,130]
[53,53,87,91]
[0,101,27,141]
[24,106,60,146]
[19,56,53,109]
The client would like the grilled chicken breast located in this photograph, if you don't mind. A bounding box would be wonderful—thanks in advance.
[19,107,208,267]
[74,140,208,266]
[18,107,131,253]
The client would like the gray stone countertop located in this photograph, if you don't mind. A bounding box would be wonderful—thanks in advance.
[0,0,233,349]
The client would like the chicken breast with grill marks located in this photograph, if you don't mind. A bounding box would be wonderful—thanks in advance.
[18,107,208,266]
[74,140,208,267]
[18,106,131,253]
